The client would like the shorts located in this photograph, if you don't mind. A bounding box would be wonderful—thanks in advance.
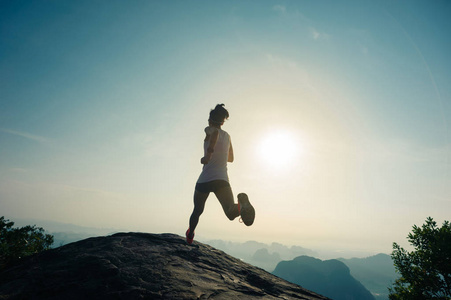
[195,180,230,194]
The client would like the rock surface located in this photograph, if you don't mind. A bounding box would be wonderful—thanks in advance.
[0,233,329,299]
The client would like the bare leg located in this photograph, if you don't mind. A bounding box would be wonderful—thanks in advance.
[214,186,240,221]
[189,190,209,233]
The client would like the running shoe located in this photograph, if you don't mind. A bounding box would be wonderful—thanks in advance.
[186,228,195,245]
[238,193,255,226]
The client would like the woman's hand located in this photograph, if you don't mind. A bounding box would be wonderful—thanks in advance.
[201,154,211,164]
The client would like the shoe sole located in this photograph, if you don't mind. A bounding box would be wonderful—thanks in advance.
[238,193,255,226]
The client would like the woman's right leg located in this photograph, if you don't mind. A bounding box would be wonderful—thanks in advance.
[214,186,240,221]
[189,190,209,233]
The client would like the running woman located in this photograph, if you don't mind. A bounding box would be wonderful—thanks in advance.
[186,104,255,244]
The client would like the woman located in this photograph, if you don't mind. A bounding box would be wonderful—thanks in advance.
[186,104,255,244]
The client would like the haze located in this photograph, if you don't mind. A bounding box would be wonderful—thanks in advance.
[1,0,450,256]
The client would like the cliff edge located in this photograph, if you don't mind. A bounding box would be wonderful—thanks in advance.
[0,232,328,299]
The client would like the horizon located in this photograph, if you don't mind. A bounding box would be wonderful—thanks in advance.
[12,216,403,260]
[1,1,450,259]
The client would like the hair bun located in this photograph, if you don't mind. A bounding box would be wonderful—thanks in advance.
[209,104,229,124]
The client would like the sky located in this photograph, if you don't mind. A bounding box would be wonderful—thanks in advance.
[1,0,450,257]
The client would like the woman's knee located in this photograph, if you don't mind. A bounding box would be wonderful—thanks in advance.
[193,191,208,215]
[192,204,205,216]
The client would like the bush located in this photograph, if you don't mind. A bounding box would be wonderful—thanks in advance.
[0,216,54,268]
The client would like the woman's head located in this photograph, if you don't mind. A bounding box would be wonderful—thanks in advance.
[209,104,229,126]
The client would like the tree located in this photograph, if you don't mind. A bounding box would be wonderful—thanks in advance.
[0,216,54,268]
[389,217,451,299]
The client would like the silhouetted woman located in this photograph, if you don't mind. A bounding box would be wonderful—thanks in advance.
[186,104,255,244]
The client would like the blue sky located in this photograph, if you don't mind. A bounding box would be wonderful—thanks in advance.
[1,0,450,256]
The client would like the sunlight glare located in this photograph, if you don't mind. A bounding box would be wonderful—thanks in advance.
[257,130,300,170]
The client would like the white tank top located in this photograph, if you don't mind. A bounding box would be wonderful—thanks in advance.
[197,128,230,183]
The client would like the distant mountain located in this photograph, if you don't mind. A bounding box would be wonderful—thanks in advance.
[206,238,396,299]
[273,255,375,300]
[13,218,118,235]
[0,233,329,299]
[338,254,398,300]
[12,218,120,247]
[51,231,98,247]
[206,239,317,271]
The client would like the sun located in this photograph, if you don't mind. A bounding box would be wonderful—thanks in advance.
[257,130,300,170]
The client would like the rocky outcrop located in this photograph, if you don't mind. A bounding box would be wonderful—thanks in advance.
[0,233,329,299]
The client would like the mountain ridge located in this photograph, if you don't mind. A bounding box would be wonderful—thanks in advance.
[0,232,329,299]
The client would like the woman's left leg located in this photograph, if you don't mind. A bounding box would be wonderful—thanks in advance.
[189,190,209,233]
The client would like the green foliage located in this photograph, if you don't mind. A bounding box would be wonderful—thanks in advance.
[389,217,451,300]
[0,216,54,268]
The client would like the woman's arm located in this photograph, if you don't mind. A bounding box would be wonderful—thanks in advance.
[228,141,234,162]
[201,127,219,164]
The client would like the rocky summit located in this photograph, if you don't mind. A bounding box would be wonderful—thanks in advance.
[0,232,329,299]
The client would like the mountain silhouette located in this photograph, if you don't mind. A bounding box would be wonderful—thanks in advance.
[273,255,375,300]
[0,233,329,299]
[338,254,397,300]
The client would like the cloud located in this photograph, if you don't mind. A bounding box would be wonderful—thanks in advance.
[0,128,48,143]
[309,27,329,40]
[272,5,286,13]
